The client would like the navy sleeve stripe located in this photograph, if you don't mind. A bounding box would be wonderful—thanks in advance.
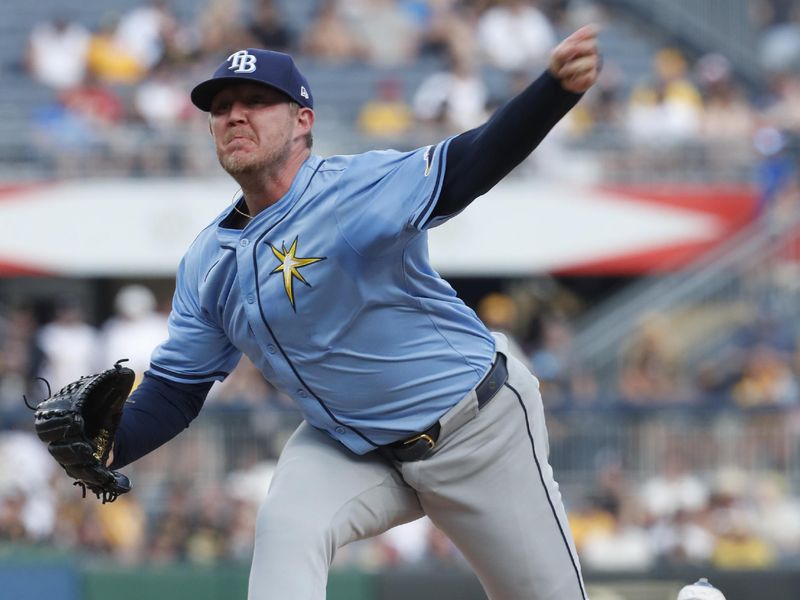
[150,363,228,380]
[412,143,446,229]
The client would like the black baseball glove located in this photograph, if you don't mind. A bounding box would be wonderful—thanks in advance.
[31,360,135,503]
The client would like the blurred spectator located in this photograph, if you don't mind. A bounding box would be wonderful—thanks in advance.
[696,54,756,144]
[32,101,99,178]
[95,494,147,563]
[568,494,617,555]
[98,285,169,382]
[148,486,193,562]
[570,458,639,556]
[37,300,99,391]
[61,76,126,127]
[650,508,716,565]
[0,307,42,411]
[580,505,655,571]
[412,49,488,134]
[564,60,625,138]
[115,0,178,72]
[762,73,800,135]
[87,18,148,85]
[26,16,90,90]
[477,0,557,71]
[339,0,420,66]
[753,473,800,556]
[225,497,259,561]
[640,452,709,520]
[357,77,414,140]
[0,492,27,541]
[416,0,479,61]
[529,315,573,400]
[133,62,196,174]
[196,0,246,56]
[617,314,683,404]
[0,430,57,541]
[134,62,194,130]
[731,345,798,407]
[626,48,703,144]
[300,0,368,63]
[31,74,130,178]
[225,453,276,506]
[477,292,529,366]
[567,368,599,404]
[712,508,777,569]
[753,126,797,216]
[243,0,294,52]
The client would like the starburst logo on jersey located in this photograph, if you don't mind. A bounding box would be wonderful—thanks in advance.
[269,238,326,310]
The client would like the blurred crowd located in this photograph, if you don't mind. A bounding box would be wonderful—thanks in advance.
[570,455,800,571]
[17,0,800,181]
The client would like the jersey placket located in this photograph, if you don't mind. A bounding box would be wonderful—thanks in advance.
[229,181,376,454]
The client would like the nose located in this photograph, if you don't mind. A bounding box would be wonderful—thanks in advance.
[227,100,249,123]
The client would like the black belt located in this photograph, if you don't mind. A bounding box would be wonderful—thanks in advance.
[379,353,508,463]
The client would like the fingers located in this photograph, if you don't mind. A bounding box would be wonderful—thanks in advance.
[557,55,598,80]
[550,26,599,68]
[570,24,599,41]
[549,24,602,94]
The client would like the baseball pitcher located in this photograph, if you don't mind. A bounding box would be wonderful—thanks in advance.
[33,25,601,600]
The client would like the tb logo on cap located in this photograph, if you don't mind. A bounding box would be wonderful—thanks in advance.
[227,50,257,73]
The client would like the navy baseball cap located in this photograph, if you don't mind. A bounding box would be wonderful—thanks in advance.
[191,49,313,111]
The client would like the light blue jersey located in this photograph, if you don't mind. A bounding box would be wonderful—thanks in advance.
[151,140,495,453]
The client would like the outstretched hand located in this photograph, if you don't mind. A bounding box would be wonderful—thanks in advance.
[549,25,601,94]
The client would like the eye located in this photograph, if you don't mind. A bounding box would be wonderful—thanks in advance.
[247,94,268,106]
[210,99,230,115]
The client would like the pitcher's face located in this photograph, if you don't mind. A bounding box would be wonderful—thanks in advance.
[209,83,296,176]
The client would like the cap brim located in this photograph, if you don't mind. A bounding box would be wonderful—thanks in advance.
[190,77,292,111]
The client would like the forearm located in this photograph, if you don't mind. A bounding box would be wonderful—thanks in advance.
[434,71,582,218]
[109,372,212,469]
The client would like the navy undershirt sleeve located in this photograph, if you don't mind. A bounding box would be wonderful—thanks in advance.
[109,372,212,469]
[433,71,583,219]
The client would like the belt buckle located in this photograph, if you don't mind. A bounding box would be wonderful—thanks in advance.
[402,432,436,450]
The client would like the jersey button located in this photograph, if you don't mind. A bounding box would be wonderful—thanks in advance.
[297,389,308,398]
[247,295,255,304]
[335,426,346,434]
[240,238,249,247]
[266,344,277,354]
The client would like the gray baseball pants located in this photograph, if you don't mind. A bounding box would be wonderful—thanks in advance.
[248,334,587,600]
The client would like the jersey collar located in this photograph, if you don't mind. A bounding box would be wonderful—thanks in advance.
[217,155,324,237]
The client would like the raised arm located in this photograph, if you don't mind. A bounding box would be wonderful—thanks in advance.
[433,25,601,220]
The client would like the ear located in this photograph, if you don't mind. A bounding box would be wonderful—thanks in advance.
[208,114,213,136]
[295,107,314,138]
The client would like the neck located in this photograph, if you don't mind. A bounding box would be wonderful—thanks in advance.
[235,147,311,217]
